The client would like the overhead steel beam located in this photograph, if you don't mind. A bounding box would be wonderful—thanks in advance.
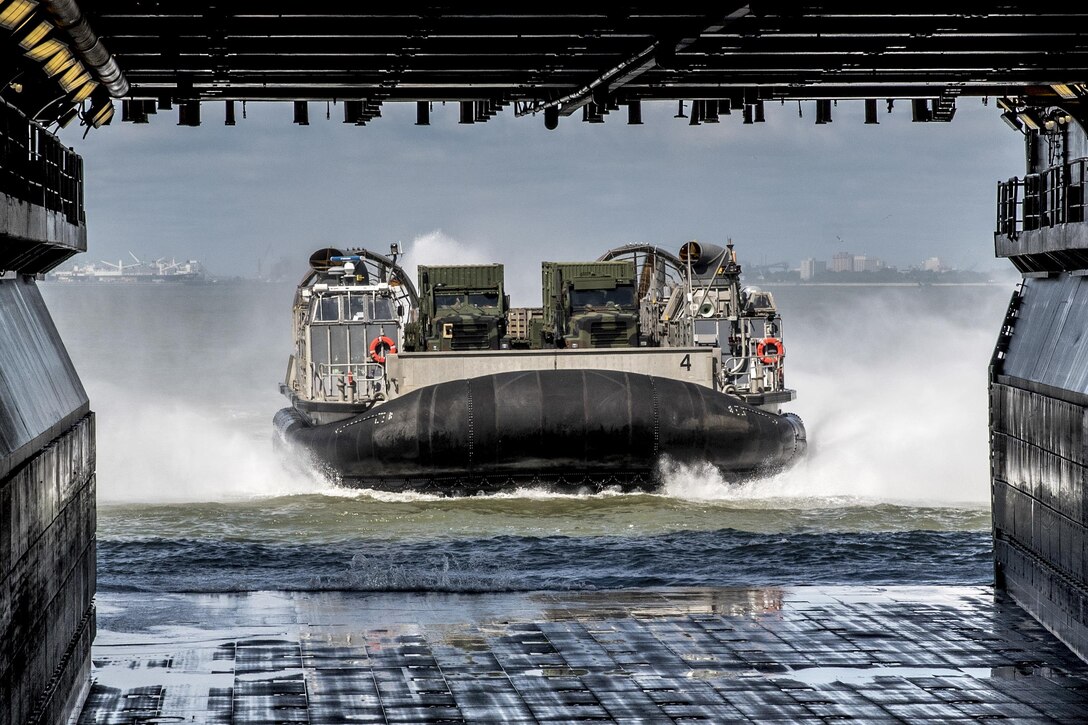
[519,6,752,118]
[32,4,1083,114]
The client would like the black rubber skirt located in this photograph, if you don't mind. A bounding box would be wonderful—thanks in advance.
[275,369,806,493]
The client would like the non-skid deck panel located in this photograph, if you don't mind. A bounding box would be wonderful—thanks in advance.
[80,587,1088,723]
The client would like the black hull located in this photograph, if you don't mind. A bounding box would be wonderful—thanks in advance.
[275,369,806,493]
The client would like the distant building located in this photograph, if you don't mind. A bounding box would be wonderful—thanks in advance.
[923,256,943,272]
[830,252,854,273]
[800,258,826,281]
[853,255,883,273]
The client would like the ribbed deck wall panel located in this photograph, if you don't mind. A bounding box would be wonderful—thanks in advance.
[993,272,1088,661]
[0,277,94,724]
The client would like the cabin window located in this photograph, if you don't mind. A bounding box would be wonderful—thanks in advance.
[313,297,340,322]
[570,285,635,309]
[310,329,330,368]
[435,292,499,311]
[371,297,396,320]
[346,295,369,321]
[349,326,370,363]
[329,329,348,364]
[337,294,397,322]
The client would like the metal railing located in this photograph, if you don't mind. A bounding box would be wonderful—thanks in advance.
[997,158,1088,238]
[0,100,84,227]
[311,362,386,402]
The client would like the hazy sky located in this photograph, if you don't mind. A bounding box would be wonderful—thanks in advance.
[60,98,1024,303]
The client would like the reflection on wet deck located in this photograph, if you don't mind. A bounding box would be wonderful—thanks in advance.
[80,587,1088,723]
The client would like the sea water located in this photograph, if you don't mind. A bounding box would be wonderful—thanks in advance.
[41,277,1009,594]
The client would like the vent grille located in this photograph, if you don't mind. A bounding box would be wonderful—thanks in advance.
[590,320,631,347]
[450,321,492,350]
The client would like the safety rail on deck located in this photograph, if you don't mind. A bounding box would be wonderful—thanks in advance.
[997,158,1088,239]
[0,100,84,227]
[312,362,385,401]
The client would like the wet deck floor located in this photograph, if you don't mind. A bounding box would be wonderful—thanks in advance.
[80,587,1088,723]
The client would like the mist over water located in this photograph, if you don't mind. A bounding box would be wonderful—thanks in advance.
[40,257,1009,592]
[661,286,1003,506]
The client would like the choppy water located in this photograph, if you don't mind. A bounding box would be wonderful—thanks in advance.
[41,271,1011,594]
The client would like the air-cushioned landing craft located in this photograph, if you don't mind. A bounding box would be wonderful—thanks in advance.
[274,241,806,493]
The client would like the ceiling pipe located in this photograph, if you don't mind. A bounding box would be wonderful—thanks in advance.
[44,0,130,97]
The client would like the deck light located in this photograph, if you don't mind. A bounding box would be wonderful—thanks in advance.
[415,101,429,125]
[24,36,64,62]
[69,79,95,103]
[1017,110,1041,131]
[41,46,73,76]
[626,100,642,125]
[90,100,113,128]
[130,100,148,123]
[1052,84,1078,100]
[1000,111,1022,132]
[293,100,309,125]
[17,19,49,49]
[343,100,362,123]
[459,100,474,124]
[178,100,200,126]
[688,100,702,125]
[543,105,558,130]
[864,99,879,124]
[57,62,90,92]
[0,0,36,30]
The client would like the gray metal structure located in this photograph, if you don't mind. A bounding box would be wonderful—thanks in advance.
[280,247,416,426]
[3,3,1088,720]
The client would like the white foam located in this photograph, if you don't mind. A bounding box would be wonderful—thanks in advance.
[92,381,330,503]
[661,291,1002,507]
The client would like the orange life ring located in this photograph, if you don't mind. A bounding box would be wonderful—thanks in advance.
[369,335,397,364]
[757,337,783,365]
